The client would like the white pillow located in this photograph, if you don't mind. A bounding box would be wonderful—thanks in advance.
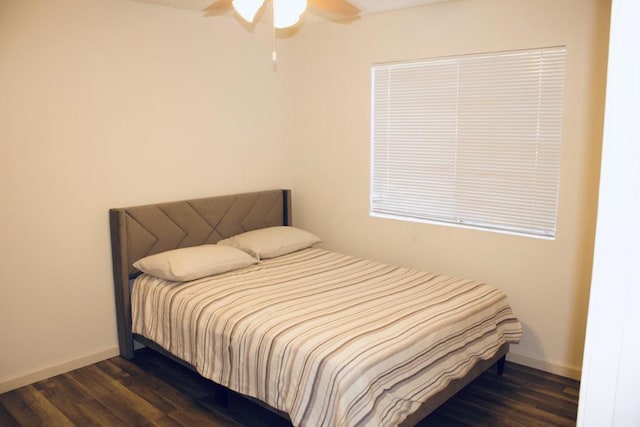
[133,244,258,281]
[217,226,321,259]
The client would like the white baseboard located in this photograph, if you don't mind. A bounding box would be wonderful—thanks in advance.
[507,352,582,380]
[0,347,120,394]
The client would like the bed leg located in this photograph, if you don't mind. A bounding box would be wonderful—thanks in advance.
[497,355,506,375]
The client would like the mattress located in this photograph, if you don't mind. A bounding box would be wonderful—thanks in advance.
[131,248,522,426]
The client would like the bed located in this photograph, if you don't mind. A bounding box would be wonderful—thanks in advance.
[110,189,522,426]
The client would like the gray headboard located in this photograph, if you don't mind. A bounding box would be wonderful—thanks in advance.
[109,189,292,358]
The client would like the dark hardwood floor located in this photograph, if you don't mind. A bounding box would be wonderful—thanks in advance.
[0,348,579,426]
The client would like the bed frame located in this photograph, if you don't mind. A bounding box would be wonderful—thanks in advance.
[109,188,508,425]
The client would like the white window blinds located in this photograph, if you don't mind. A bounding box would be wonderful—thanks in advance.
[371,47,566,238]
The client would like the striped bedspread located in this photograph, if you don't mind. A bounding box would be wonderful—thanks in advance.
[132,248,521,426]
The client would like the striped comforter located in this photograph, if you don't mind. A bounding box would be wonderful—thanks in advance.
[131,248,521,426]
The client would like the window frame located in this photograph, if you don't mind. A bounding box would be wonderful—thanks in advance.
[370,46,567,239]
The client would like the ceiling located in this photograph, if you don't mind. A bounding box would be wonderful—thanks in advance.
[350,0,450,14]
[135,0,450,17]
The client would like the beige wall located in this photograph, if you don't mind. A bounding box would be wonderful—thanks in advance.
[0,0,290,390]
[0,0,610,390]
[282,0,610,378]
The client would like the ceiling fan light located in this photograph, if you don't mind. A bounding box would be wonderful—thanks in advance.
[232,0,264,23]
[273,0,307,29]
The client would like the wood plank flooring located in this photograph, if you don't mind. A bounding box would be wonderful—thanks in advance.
[0,348,579,426]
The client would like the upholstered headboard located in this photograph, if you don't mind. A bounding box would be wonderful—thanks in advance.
[109,189,291,358]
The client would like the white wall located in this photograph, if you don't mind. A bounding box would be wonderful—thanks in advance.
[0,0,290,391]
[578,0,640,425]
[283,0,611,378]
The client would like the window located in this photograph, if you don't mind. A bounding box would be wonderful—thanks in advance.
[370,47,566,239]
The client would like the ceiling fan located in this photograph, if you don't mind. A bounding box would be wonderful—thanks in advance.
[203,0,361,29]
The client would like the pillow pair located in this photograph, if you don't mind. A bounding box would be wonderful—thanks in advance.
[134,226,321,281]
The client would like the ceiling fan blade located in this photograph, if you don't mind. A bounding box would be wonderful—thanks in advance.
[308,0,360,16]
[203,0,233,16]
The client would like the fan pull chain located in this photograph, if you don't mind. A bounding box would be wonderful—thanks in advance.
[272,32,277,62]
[272,2,277,63]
